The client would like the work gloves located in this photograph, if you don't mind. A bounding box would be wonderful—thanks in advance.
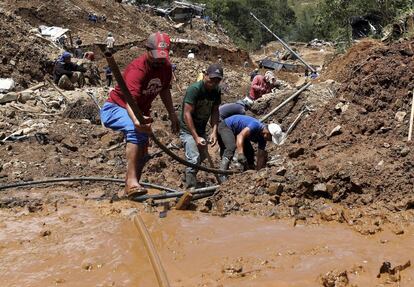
[232,153,247,172]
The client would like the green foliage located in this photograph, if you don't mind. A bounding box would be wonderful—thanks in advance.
[314,0,414,42]
[130,0,414,49]
[198,0,296,49]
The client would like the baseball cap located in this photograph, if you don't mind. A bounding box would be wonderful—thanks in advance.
[267,123,285,145]
[146,32,170,59]
[62,51,72,59]
[206,63,223,79]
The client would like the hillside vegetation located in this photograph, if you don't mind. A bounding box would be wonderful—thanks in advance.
[103,0,414,49]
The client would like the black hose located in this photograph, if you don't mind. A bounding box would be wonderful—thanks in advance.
[99,46,238,176]
[0,177,180,193]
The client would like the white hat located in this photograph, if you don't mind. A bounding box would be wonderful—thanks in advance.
[264,71,276,83]
[268,123,284,144]
[242,96,254,108]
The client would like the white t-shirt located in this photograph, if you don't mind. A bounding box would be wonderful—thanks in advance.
[106,36,115,48]
[187,53,195,59]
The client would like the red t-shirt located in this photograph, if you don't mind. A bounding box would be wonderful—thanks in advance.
[107,54,172,115]
[249,75,272,100]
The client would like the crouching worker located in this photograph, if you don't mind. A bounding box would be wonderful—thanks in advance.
[100,32,179,198]
[219,98,253,121]
[180,64,223,188]
[54,52,87,90]
[217,114,283,181]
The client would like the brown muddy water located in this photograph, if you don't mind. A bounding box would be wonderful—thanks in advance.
[0,204,413,287]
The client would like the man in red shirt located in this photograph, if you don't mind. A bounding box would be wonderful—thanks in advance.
[248,71,277,101]
[100,32,179,197]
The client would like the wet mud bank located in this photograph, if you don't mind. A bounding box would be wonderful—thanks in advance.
[1,203,413,286]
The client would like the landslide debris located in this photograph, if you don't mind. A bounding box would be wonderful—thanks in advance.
[208,39,414,231]
[0,9,55,89]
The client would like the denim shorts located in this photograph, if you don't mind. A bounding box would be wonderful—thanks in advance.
[100,102,148,146]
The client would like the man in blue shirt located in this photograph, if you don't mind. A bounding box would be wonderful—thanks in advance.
[217,115,283,180]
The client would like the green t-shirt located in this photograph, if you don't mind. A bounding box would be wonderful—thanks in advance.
[180,80,221,135]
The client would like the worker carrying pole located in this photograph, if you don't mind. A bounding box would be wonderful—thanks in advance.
[250,12,316,74]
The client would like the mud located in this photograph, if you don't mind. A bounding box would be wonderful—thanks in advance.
[1,202,413,286]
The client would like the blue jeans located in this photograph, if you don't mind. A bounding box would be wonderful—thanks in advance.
[179,131,206,175]
[100,102,148,146]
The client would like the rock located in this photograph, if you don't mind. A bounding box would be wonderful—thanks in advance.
[275,167,287,176]
[395,111,407,122]
[267,183,284,195]
[18,90,34,103]
[399,147,410,157]
[391,224,404,235]
[288,147,305,158]
[223,263,243,276]
[335,102,349,114]
[61,139,78,152]
[9,60,16,66]
[81,259,94,271]
[328,125,342,137]
[312,183,333,198]
[100,133,118,147]
[40,230,51,237]
[320,270,349,287]
[0,92,18,104]
[48,100,61,109]
[320,206,339,221]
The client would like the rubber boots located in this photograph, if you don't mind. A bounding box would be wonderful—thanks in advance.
[185,171,197,189]
[219,157,230,182]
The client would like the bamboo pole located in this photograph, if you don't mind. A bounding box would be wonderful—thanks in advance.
[133,215,171,287]
[408,90,414,141]
[260,82,311,122]
[250,12,316,73]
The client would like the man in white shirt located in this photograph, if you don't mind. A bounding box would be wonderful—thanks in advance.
[187,49,195,59]
[106,32,115,50]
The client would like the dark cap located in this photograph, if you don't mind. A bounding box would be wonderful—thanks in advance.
[146,32,171,59]
[206,63,223,79]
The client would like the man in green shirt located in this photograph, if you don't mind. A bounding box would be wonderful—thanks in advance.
[179,63,223,188]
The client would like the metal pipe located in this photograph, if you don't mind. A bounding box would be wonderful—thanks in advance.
[191,192,215,201]
[250,12,316,73]
[133,215,171,287]
[132,186,219,202]
[260,82,311,122]
[99,46,237,175]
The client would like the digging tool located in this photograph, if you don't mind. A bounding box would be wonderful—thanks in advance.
[97,46,237,176]
[175,192,193,210]
[203,146,223,184]
[86,89,102,110]
[279,105,312,145]
[250,12,316,74]
[133,215,171,287]
[45,77,68,102]
[408,89,414,141]
[260,82,311,123]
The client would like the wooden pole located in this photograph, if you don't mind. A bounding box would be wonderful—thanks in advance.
[408,90,414,141]
[133,215,171,287]
[99,46,237,175]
